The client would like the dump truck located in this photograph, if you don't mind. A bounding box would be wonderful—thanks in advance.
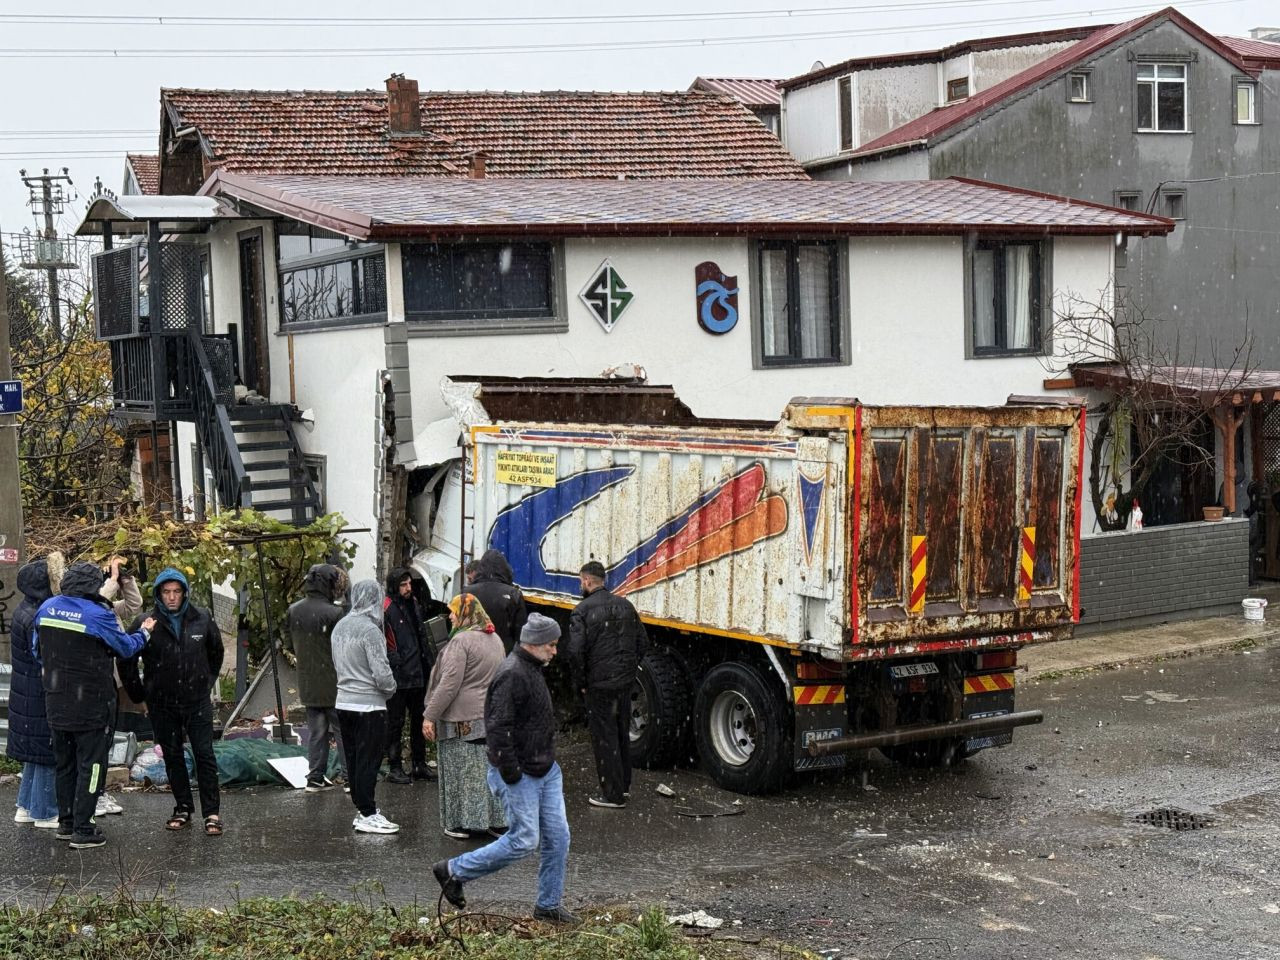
[418,378,1084,794]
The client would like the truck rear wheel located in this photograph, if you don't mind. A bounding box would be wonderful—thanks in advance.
[630,650,693,769]
[695,662,791,794]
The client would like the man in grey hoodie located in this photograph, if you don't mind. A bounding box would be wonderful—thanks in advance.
[331,580,399,834]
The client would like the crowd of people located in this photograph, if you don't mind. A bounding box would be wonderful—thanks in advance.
[7,546,649,923]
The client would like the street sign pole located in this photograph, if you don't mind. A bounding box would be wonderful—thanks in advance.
[0,229,27,663]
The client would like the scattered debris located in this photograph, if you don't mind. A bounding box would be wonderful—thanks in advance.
[655,783,676,797]
[668,910,723,929]
[1262,904,1279,915]
[675,801,744,819]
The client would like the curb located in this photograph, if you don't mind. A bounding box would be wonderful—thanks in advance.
[1023,622,1280,680]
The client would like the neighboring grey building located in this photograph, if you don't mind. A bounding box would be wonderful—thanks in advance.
[780,7,1280,369]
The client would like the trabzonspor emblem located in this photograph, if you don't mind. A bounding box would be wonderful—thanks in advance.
[695,261,738,335]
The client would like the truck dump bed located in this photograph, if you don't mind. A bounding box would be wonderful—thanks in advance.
[458,387,1082,661]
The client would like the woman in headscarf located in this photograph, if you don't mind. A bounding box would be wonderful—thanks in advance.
[331,580,399,834]
[423,593,507,840]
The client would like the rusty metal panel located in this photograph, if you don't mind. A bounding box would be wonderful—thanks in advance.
[1032,437,1064,587]
[866,438,906,604]
[921,433,963,601]
[976,434,1018,598]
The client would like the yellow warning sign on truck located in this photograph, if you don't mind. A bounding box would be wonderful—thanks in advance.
[495,450,558,488]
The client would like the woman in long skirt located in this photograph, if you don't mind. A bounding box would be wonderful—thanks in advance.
[423,593,507,840]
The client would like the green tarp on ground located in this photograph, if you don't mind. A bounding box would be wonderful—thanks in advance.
[133,737,340,787]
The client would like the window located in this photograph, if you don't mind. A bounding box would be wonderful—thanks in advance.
[838,76,854,151]
[969,238,1047,356]
[1161,190,1186,220]
[1235,79,1258,124]
[755,239,844,366]
[1068,71,1091,103]
[946,77,970,102]
[279,250,387,327]
[402,241,559,331]
[1136,63,1187,132]
[1114,190,1142,212]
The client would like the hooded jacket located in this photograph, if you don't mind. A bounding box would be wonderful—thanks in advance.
[6,561,55,765]
[285,564,346,707]
[332,579,397,709]
[33,562,151,731]
[119,568,223,708]
[568,586,649,692]
[466,550,529,654]
[382,567,431,689]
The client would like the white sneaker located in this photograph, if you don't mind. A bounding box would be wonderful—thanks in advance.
[14,807,33,824]
[95,794,124,816]
[32,816,59,829]
[353,811,400,834]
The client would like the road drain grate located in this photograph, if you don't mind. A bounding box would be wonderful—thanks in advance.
[1134,808,1213,831]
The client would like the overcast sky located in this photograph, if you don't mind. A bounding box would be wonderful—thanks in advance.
[0,0,1275,241]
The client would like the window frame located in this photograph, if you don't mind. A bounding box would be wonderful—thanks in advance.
[1233,76,1260,125]
[946,77,970,102]
[1113,190,1143,212]
[402,238,567,338]
[838,75,854,152]
[277,242,388,332]
[1160,189,1187,221]
[1133,58,1191,133]
[750,237,849,369]
[1067,70,1092,103]
[964,234,1053,359]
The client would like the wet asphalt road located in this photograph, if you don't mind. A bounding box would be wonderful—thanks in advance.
[2,643,1278,960]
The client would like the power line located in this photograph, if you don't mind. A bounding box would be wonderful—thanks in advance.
[0,0,1242,58]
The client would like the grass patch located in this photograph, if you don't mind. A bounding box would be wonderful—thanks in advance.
[0,891,801,960]
[0,756,21,776]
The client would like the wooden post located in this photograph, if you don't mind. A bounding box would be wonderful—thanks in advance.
[1214,404,1241,514]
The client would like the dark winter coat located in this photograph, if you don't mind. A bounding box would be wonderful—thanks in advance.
[485,646,556,784]
[383,567,433,690]
[119,568,223,709]
[6,561,54,765]
[568,586,648,692]
[466,550,529,654]
[33,563,150,732]
[285,564,345,707]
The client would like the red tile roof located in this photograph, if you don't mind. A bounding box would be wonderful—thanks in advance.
[689,78,781,109]
[125,153,160,194]
[1219,35,1280,67]
[207,171,1173,241]
[849,8,1256,159]
[781,24,1103,91]
[162,88,806,181]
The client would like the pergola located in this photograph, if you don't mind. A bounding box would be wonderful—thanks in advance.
[1064,363,1280,514]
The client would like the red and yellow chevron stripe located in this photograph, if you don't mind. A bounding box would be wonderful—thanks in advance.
[794,684,846,705]
[909,535,927,613]
[964,672,1016,695]
[1017,526,1036,602]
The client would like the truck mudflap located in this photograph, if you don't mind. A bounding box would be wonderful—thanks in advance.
[792,684,848,773]
[804,710,1044,757]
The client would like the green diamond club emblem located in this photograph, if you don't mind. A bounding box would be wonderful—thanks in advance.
[579,259,633,333]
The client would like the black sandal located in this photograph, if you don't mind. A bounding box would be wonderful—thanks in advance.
[204,815,223,837]
[166,809,192,831]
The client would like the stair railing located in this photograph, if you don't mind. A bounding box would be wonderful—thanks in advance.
[182,332,252,510]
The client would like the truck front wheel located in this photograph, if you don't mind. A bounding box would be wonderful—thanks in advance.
[695,662,791,794]
[630,650,693,769]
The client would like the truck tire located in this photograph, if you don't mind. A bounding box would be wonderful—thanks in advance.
[881,738,966,768]
[694,662,791,794]
[630,650,693,769]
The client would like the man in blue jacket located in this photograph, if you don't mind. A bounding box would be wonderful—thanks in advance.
[32,562,154,849]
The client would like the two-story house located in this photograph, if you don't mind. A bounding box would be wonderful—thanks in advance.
[76,76,1167,588]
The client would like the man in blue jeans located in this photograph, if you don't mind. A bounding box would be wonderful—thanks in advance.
[433,613,576,924]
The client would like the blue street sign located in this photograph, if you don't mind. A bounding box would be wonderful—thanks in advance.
[0,380,21,415]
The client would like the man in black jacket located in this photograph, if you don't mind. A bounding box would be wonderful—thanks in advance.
[382,568,435,784]
[120,567,224,836]
[465,550,529,653]
[432,613,576,924]
[285,564,348,792]
[568,561,647,810]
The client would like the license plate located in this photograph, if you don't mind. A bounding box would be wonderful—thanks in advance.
[889,662,940,679]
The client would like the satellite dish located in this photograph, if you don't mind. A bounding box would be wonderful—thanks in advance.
[811,60,826,71]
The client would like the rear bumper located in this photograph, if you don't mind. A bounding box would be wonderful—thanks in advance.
[805,709,1044,757]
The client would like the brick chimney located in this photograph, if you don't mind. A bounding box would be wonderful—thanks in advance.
[466,151,488,179]
[386,74,421,135]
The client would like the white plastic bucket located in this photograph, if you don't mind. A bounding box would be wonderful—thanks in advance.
[1243,598,1268,621]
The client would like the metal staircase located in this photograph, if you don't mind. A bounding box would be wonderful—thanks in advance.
[226,405,322,524]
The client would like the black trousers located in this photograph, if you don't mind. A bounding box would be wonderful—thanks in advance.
[53,726,112,838]
[385,686,426,768]
[586,685,632,804]
[338,709,387,817]
[150,699,220,818]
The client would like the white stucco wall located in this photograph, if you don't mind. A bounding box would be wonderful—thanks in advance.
[782,78,841,164]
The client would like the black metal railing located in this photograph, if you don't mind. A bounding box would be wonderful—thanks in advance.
[182,333,251,510]
[108,335,155,411]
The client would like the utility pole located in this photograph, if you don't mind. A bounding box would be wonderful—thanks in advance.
[19,167,76,340]
[0,229,26,663]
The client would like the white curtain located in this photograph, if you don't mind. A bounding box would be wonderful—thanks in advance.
[797,246,833,359]
[1005,245,1033,349]
[760,248,790,357]
[973,249,996,348]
